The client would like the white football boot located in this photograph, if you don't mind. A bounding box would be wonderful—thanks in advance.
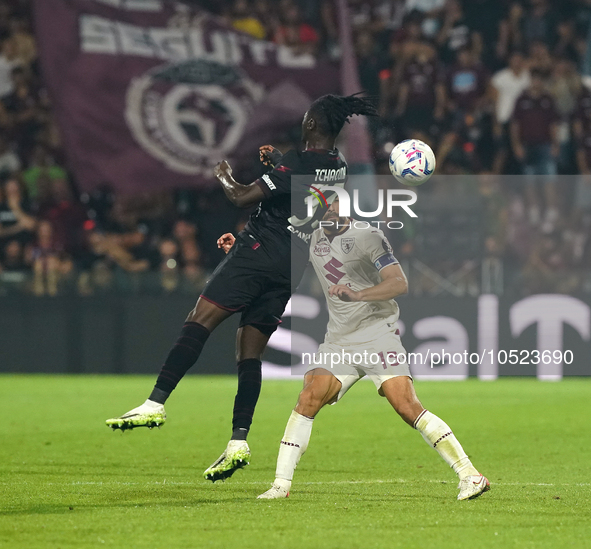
[204,440,251,482]
[457,474,490,501]
[106,400,166,431]
[257,480,290,499]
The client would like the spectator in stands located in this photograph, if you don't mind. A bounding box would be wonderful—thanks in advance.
[404,0,446,38]
[445,47,488,116]
[0,35,17,99]
[436,0,480,65]
[37,176,86,257]
[510,69,559,176]
[520,0,557,49]
[273,3,319,56]
[554,18,580,63]
[490,51,531,173]
[394,42,445,135]
[0,177,35,244]
[462,0,507,68]
[31,219,73,296]
[356,31,390,103]
[6,16,36,67]
[172,219,205,286]
[158,238,181,293]
[0,134,20,178]
[253,0,279,40]
[229,0,266,39]
[511,69,560,229]
[21,144,67,201]
[526,40,553,75]
[1,238,28,272]
[1,66,46,159]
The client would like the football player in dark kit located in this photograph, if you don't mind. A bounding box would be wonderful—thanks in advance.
[106,94,377,481]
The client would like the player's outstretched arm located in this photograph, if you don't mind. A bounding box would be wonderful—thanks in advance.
[329,264,408,302]
[214,161,266,209]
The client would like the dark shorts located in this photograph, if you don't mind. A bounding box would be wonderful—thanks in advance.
[200,232,292,336]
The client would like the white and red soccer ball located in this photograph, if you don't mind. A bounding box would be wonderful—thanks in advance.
[389,139,436,186]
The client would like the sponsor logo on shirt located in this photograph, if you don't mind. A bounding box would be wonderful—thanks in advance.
[313,243,331,256]
[262,174,276,190]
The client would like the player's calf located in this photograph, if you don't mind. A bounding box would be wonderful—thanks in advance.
[294,368,341,418]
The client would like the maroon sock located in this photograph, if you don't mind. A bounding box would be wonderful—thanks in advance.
[149,322,210,403]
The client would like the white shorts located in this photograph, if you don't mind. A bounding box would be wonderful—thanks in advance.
[304,323,412,403]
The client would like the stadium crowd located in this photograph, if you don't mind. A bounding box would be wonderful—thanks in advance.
[2,0,591,297]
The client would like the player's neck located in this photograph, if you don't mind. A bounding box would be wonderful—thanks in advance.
[303,137,335,151]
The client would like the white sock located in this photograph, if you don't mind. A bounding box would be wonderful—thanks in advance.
[275,410,314,486]
[414,410,479,480]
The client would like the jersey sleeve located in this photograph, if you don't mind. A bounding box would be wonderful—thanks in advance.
[254,150,297,199]
[364,230,399,271]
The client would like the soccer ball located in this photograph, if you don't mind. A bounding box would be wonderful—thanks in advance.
[389,139,436,186]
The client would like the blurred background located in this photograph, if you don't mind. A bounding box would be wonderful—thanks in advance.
[1,0,590,377]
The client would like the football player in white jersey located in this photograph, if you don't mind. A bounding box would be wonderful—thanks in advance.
[218,198,489,502]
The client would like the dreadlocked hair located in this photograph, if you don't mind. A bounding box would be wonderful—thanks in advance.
[308,93,378,138]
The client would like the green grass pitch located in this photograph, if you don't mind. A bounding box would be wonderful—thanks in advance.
[1,375,590,549]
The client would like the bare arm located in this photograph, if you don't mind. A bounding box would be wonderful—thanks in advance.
[329,263,408,302]
[510,120,525,160]
[214,161,265,209]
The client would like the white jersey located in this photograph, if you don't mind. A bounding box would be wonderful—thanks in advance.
[309,221,401,345]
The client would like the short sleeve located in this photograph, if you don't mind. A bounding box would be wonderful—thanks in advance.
[491,70,504,90]
[254,150,297,199]
[364,230,399,271]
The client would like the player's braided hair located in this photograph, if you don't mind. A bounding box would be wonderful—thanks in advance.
[308,93,378,138]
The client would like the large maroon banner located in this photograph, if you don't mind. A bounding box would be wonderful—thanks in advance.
[33,0,339,193]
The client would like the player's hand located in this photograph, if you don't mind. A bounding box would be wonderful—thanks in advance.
[214,160,232,180]
[259,145,283,167]
[328,284,361,302]
[217,233,236,254]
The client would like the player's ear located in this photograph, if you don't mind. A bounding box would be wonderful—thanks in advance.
[307,117,316,131]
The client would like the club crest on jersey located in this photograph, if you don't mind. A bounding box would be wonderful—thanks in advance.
[341,237,355,254]
[313,242,331,256]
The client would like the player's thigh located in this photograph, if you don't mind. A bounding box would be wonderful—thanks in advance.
[296,368,343,416]
[187,296,233,330]
[307,342,363,405]
[239,285,291,338]
[199,235,268,314]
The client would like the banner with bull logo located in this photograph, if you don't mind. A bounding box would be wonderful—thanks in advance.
[33,0,339,193]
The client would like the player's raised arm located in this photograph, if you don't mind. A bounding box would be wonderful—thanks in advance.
[214,160,266,209]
